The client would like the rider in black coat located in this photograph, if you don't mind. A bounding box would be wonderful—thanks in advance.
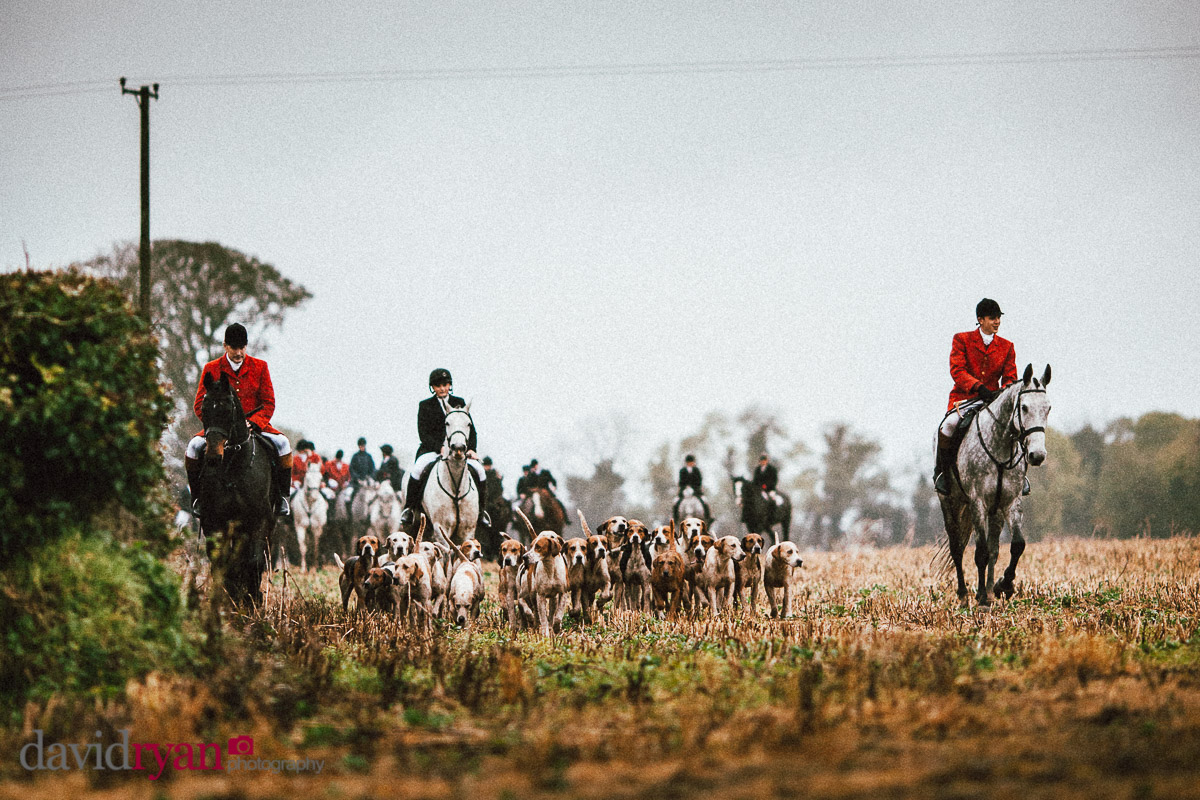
[525,459,570,525]
[753,453,779,494]
[400,368,489,529]
[672,454,711,520]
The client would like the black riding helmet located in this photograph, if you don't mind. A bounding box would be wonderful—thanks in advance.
[976,298,1003,319]
[429,368,452,387]
[224,323,248,348]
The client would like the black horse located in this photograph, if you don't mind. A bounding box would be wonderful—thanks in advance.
[198,373,275,605]
[732,476,792,546]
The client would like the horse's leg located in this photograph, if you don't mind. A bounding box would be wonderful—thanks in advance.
[296,521,308,573]
[972,505,996,606]
[940,499,970,604]
[312,523,322,571]
[995,505,1026,599]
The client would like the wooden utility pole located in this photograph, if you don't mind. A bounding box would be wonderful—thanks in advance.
[120,77,158,321]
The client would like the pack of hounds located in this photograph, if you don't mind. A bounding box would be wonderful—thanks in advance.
[333,508,806,634]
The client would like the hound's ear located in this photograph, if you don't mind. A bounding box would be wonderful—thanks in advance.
[1022,363,1034,385]
[1041,364,1052,387]
[500,530,513,541]
[203,372,214,389]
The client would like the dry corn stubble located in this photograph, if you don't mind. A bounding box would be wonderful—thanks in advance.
[3,535,1199,799]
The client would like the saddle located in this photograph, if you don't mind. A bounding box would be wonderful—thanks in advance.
[196,431,274,476]
[945,403,984,485]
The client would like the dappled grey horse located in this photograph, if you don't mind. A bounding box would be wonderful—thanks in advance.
[938,364,1051,606]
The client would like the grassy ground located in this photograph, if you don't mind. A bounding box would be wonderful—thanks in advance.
[3,535,1199,799]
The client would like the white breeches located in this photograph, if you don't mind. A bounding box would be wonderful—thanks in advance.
[940,401,983,437]
[187,431,290,459]
[408,452,485,484]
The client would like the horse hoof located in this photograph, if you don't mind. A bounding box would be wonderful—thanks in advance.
[976,593,992,606]
[993,580,1013,599]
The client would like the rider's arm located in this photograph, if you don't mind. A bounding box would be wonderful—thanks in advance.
[949,333,984,394]
[193,363,212,421]
[1001,342,1018,387]
[250,361,276,430]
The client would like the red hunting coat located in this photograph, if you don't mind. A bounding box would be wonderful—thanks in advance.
[292,451,322,484]
[194,355,282,435]
[322,459,350,491]
[948,330,1018,411]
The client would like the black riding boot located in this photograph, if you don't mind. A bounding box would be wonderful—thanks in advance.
[185,456,203,519]
[471,471,491,528]
[399,470,427,529]
[275,453,292,517]
[933,432,954,495]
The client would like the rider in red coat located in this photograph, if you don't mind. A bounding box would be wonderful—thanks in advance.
[185,323,294,517]
[934,298,1020,495]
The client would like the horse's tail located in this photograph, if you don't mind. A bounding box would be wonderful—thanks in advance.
[930,498,963,578]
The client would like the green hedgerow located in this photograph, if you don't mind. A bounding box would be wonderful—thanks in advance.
[0,269,171,556]
[0,529,193,709]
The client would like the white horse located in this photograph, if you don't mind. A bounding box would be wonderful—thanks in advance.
[938,364,1052,606]
[674,487,708,525]
[417,407,480,546]
[292,463,329,572]
[368,478,402,539]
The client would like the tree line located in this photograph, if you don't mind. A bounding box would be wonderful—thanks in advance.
[564,408,1200,547]
[77,239,1198,546]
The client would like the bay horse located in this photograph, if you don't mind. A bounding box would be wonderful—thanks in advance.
[938,364,1051,606]
[518,488,565,537]
[291,463,328,572]
[416,406,480,546]
[197,373,274,605]
[732,476,791,547]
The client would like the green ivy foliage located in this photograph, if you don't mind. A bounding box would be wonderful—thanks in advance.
[0,530,192,709]
[0,269,171,556]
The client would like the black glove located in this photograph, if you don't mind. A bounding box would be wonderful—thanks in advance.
[976,385,997,403]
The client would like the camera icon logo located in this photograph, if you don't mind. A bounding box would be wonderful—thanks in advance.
[227,736,254,756]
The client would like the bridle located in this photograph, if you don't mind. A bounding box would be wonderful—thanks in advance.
[204,390,252,458]
[436,407,477,541]
[974,383,1047,513]
[443,408,473,453]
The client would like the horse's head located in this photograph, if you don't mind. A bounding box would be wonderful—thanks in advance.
[444,406,473,461]
[1013,364,1052,466]
[303,463,323,492]
[201,373,245,461]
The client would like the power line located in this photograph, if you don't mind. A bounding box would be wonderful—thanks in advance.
[3,44,1199,100]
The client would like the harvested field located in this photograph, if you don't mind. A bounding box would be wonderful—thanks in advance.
[4,534,1199,799]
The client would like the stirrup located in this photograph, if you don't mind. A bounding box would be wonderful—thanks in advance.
[277,496,291,517]
[400,507,415,526]
[191,497,202,520]
[479,510,491,528]
[934,473,950,495]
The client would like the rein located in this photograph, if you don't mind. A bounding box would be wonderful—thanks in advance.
[973,385,1046,515]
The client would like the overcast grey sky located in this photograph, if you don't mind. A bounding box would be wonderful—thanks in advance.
[3,2,1199,500]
